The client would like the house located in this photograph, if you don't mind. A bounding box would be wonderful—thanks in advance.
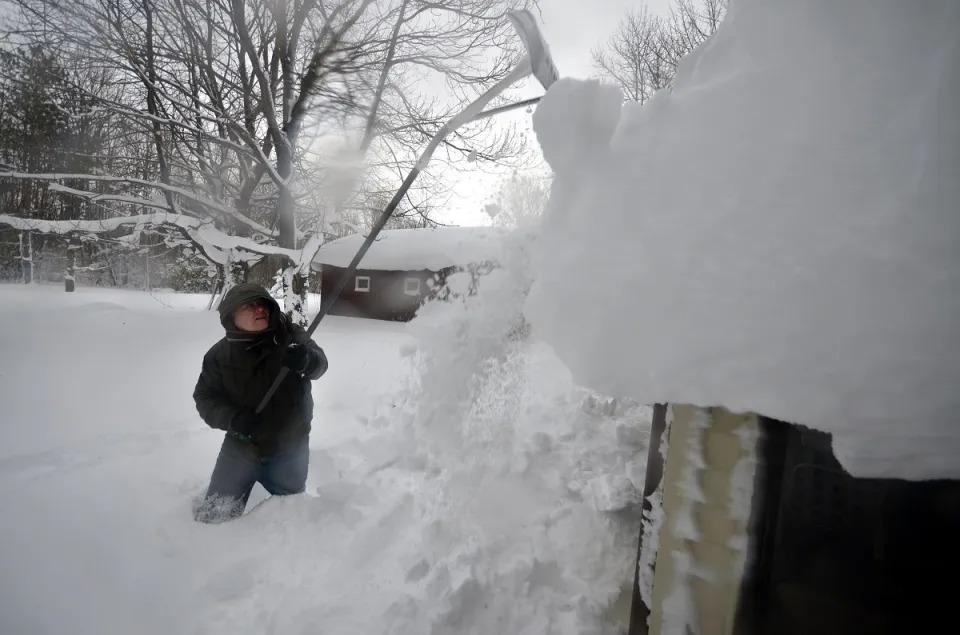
[626,404,960,635]
[311,226,508,321]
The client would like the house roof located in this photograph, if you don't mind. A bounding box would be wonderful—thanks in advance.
[312,226,510,272]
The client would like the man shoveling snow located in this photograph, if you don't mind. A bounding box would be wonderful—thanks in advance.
[192,283,328,522]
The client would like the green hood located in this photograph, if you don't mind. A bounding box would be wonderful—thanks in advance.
[217,283,282,332]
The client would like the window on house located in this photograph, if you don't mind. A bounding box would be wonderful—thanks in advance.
[355,276,371,292]
[403,277,421,296]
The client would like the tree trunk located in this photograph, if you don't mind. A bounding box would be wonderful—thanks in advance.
[282,263,309,326]
[276,145,307,322]
[277,147,296,250]
[142,0,177,213]
[228,253,248,286]
[207,269,224,311]
[216,248,250,309]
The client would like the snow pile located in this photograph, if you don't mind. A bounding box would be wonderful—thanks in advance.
[526,0,960,480]
[0,279,649,634]
[313,226,510,271]
[344,231,651,633]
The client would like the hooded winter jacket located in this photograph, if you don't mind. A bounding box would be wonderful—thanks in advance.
[193,284,328,455]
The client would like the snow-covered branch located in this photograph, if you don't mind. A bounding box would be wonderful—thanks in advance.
[0,213,298,266]
[0,171,276,237]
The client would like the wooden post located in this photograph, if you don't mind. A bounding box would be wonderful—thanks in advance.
[64,247,76,292]
[64,236,79,292]
[628,403,670,635]
[20,231,33,284]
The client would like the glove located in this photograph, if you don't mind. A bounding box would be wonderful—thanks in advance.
[229,409,260,443]
[282,344,313,374]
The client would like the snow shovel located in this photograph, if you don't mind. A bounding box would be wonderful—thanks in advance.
[255,9,560,414]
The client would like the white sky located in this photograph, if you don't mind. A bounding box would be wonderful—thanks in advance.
[436,0,673,226]
[538,0,671,79]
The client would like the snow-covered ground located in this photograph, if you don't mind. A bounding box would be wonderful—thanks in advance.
[0,279,648,635]
[6,0,954,631]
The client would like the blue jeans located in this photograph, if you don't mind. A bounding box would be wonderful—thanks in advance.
[195,433,309,523]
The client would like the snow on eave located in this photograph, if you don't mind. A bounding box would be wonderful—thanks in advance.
[313,226,511,272]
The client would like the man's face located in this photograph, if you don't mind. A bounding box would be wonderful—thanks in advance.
[233,299,270,332]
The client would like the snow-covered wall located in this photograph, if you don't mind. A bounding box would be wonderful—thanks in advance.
[526,0,960,480]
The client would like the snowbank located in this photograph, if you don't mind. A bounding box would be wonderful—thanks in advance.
[525,0,960,480]
[350,232,649,633]
[0,275,648,634]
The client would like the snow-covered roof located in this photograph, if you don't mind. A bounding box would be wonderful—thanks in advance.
[313,226,509,272]
[525,0,960,480]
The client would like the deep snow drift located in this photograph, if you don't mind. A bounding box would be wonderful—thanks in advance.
[526,0,960,480]
[0,244,648,635]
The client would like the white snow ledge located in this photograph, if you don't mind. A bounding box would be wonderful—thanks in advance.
[524,0,960,481]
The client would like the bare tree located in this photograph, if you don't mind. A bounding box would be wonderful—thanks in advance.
[592,0,726,103]
[2,0,537,322]
[665,0,726,61]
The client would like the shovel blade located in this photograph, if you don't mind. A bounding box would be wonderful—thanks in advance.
[508,9,560,90]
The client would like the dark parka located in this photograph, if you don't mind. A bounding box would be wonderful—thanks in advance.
[193,284,328,455]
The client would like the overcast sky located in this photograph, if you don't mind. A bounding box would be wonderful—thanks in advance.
[536,0,672,79]
[440,0,675,225]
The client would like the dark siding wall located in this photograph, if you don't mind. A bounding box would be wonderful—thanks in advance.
[321,265,437,321]
[737,421,960,635]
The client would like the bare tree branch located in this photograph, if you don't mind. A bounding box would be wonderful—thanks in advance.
[592,0,727,103]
